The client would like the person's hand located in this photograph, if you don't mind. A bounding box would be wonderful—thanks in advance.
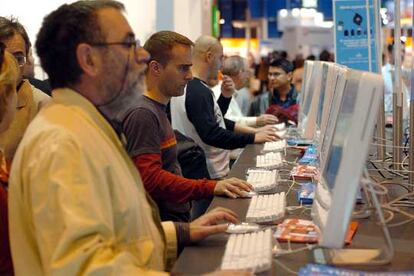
[204,270,253,276]
[190,207,239,242]
[221,75,236,98]
[214,177,253,198]
[254,126,278,143]
[256,114,279,126]
[255,124,276,134]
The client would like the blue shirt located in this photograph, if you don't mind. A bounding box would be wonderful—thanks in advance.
[271,85,298,109]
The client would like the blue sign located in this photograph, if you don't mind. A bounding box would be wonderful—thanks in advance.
[334,0,379,72]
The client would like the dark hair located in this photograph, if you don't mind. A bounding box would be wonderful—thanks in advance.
[0,16,31,56]
[319,49,331,61]
[387,40,405,54]
[143,31,193,65]
[306,55,316,61]
[269,58,294,73]
[35,0,125,89]
[279,51,288,59]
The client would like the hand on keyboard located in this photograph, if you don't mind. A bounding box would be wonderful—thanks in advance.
[190,207,239,242]
[254,126,278,143]
[246,169,278,192]
[215,177,254,199]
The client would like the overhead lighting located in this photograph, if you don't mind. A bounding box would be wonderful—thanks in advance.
[292,8,300,17]
[219,18,225,24]
[279,9,288,18]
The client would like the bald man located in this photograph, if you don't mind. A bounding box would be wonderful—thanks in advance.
[170,36,277,180]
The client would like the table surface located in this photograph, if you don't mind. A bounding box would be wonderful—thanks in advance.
[172,144,414,275]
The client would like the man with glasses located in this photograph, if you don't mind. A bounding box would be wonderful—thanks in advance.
[250,58,298,122]
[8,1,244,275]
[266,58,298,124]
[267,58,297,109]
[212,55,278,127]
[0,17,50,163]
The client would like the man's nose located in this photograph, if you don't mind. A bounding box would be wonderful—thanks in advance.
[135,47,150,64]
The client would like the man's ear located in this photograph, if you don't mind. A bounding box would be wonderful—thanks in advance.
[148,60,162,76]
[287,72,293,82]
[76,43,99,77]
[205,50,214,63]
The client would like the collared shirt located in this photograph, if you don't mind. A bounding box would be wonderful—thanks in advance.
[8,88,176,275]
[0,80,50,163]
[270,85,298,109]
[212,83,257,127]
[234,87,252,116]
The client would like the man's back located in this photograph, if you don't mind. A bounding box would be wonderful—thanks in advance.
[171,78,230,179]
[8,89,171,275]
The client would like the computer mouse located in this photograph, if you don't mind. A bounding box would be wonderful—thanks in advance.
[239,191,257,198]
[226,222,260,234]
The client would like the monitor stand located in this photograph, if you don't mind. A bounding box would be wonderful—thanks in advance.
[312,168,394,266]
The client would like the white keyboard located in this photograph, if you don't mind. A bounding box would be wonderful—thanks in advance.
[246,192,286,223]
[273,122,286,131]
[221,229,272,273]
[275,129,287,139]
[246,169,278,192]
[263,140,287,152]
[256,152,283,168]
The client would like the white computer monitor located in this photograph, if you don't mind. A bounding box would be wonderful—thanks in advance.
[297,60,315,128]
[312,69,383,248]
[299,60,313,107]
[317,64,347,136]
[317,65,348,164]
[298,61,326,140]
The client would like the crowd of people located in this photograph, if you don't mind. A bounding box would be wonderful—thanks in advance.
[0,1,340,275]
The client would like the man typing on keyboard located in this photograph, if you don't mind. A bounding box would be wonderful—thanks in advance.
[121,31,254,222]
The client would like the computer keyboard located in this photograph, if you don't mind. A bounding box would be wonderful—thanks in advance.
[263,140,287,152]
[246,192,286,223]
[246,169,278,192]
[273,122,286,131]
[221,229,273,273]
[275,129,287,139]
[256,152,283,168]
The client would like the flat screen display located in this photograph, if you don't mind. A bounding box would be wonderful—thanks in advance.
[323,79,358,191]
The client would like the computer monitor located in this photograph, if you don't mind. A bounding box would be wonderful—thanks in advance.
[312,69,383,248]
[297,60,314,128]
[317,65,348,163]
[299,60,313,107]
[314,63,329,134]
[299,61,325,140]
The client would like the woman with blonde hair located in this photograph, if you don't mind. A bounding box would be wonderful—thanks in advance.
[0,42,19,275]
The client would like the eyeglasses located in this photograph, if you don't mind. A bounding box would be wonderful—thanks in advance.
[12,53,26,67]
[89,39,141,51]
